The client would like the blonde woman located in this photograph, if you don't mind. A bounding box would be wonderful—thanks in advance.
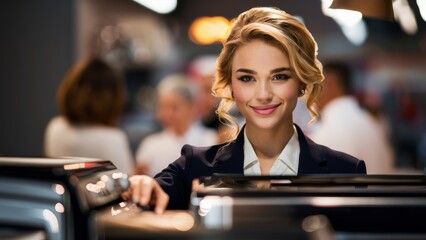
[124,7,366,213]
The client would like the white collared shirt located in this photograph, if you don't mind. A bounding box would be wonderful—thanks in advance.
[243,126,300,175]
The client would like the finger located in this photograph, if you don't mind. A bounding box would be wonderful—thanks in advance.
[131,177,141,204]
[153,182,169,214]
[138,177,153,206]
[121,191,129,201]
[192,179,205,192]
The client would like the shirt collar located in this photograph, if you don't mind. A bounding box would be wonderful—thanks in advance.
[276,127,300,173]
[243,130,258,170]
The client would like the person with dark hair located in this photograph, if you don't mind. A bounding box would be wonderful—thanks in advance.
[310,61,394,174]
[44,57,134,174]
[122,7,366,213]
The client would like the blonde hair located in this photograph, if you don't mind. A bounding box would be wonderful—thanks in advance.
[212,6,324,141]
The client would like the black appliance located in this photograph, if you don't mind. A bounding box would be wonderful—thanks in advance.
[190,174,426,239]
[0,157,129,240]
[3,157,426,240]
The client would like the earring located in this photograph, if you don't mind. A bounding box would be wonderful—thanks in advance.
[299,89,305,96]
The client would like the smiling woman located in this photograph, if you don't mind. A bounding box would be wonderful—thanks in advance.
[124,6,367,213]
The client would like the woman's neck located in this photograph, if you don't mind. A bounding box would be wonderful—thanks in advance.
[246,121,294,160]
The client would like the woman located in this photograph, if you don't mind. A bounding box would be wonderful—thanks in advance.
[124,6,366,214]
[44,57,134,175]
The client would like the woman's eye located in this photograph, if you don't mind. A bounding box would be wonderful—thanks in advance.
[237,75,254,82]
[272,74,290,81]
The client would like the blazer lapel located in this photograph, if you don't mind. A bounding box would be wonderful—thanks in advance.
[208,124,329,175]
[210,127,245,174]
[295,124,329,174]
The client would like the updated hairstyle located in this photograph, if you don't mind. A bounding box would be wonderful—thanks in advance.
[57,57,126,127]
[212,6,324,141]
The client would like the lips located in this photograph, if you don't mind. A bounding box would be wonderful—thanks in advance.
[251,104,281,115]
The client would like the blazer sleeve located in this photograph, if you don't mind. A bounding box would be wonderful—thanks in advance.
[154,144,217,210]
[153,147,192,210]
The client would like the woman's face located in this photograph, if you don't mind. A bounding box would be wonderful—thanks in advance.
[231,39,302,131]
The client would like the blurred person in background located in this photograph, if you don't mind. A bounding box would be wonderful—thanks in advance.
[187,55,242,142]
[187,55,222,131]
[310,61,395,174]
[135,74,219,176]
[44,57,134,175]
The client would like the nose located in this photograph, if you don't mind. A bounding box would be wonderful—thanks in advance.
[255,80,273,101]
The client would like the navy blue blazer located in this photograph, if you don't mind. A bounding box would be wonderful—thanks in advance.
[154,124,366,209]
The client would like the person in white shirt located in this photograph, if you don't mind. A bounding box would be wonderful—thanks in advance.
[44,57,134,175]
[309,62,395,174]
[135,74,219,176]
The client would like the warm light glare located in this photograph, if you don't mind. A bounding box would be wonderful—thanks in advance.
[132,0,177,14]
[189,16,232,45]
[172,212,195,231]
[418,0,426,22]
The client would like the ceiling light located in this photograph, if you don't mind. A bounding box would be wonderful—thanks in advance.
[132,0,177,14]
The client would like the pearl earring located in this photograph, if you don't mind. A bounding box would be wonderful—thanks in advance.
[299,89,305,96]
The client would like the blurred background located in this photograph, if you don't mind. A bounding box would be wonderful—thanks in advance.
[1,0,426,172]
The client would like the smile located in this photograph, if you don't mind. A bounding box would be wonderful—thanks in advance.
[251,104,281,115]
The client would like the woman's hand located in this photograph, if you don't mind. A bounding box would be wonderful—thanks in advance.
[122,175,169,214]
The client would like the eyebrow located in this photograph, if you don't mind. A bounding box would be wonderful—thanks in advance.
[235,67,293,74]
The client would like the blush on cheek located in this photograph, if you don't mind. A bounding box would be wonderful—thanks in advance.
[279,87,299,99]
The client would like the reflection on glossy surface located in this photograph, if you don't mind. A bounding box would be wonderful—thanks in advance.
[55,203,65,213]
[302,215,336,240]
[86,183,101,193]
[42,209,59,233]
[53,184,65,195]
[198,196,233,230]
[311,197,345,207]
[64,163,86,170]
[110,202,132,216]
